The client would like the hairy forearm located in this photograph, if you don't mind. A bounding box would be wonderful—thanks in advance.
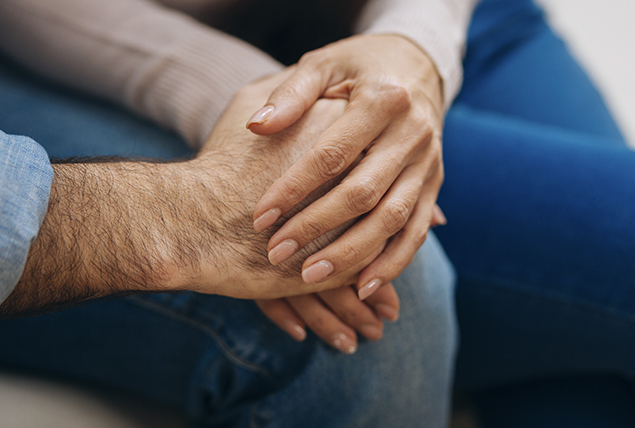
[0,158,224,318]
[0,81,356,318]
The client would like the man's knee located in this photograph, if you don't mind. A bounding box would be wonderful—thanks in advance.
[250,233,457,428]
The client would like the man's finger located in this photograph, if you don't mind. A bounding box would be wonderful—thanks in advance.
[363,283,400,321]
[318,286,384,341]
[256,299,307,341]
[287,293,358,354]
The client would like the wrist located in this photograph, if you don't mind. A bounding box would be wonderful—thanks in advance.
[150,159,228,294]
[384,34,444,112]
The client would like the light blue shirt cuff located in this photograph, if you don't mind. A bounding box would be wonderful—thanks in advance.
[0,130,53,304]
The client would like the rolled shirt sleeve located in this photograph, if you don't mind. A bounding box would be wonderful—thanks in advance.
[0,131,53,304]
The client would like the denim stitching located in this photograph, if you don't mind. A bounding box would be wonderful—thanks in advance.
[124,295,278,384]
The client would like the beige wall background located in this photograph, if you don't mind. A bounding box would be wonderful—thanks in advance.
[538,0,635,147]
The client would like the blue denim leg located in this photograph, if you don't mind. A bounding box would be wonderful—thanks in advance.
[249,234,457,428]
[439,0,635,426]
[0,56,458,427]
[477,377,635,428]
[0,59,191,160]
[440,105,635,386]
[0,238,456,428]
[437,0,635,387]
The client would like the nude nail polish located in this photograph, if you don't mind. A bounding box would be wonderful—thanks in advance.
[246,105,275,128]
[253,208,281,232]
[268,239,299,265]
[285,321,307,341]
[332,333,357,354]
[358,279,382,300]
[302,261,334,284]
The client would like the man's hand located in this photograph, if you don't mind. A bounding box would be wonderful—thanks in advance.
[189,76,377,299]
[257,283,400,354]
[0,71,376,317]
[199,73,404,352]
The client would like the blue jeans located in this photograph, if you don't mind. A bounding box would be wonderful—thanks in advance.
[2,0,635,426]
[435,0,635,425]
[0,22,457,428]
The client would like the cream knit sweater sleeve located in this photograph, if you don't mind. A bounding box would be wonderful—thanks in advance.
[0,0,283,147]
[0,0,477,147]
[356,0,479,109]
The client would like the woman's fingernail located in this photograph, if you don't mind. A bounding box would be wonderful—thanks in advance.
[358,279,382,301]
[302,261,334,284]
[375,304,399,322]
[246,105,275,128]
[285,321,307,341]
[359,324,383,341]
[253,208,281,232]
[332,333,357,354]
[268,239,299,265]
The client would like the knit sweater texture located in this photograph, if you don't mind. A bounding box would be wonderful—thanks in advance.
[0,0,477,147]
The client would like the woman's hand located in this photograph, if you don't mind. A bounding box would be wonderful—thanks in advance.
[247,34,446,299]
[256,282,400,354]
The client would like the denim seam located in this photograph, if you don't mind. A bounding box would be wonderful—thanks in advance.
[461,273,635,326]
[124,295,277,384]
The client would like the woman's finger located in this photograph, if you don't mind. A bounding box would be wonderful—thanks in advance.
[246,53,334,135]
[256,299,307,341]
[286,293,358,354]
[265,116,431,266]
[252,90,405,233]
[279,237,386,298]
[299,162,433,284]
[317,286,384,341]
[356,165,444,292]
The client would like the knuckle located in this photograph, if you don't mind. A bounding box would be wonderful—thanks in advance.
[413,115,434,140]
[279,178,305,203]
[345,179,380,214]
[312,144,350,179]
[297,218,324,242]
[414,229,429,248]
[338,307,360,326]
[276,81,303,101]
[423,143,444,182]
[380,81,411,112]
[298,50,320,66]
[355,85,377,102]
[339,241,365,265]
[382,259,404,283]
[382,199,411,233]
[309,313,331,333]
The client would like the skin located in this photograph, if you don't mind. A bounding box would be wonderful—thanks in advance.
[0,73,400,353]
[248,34,446,298]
